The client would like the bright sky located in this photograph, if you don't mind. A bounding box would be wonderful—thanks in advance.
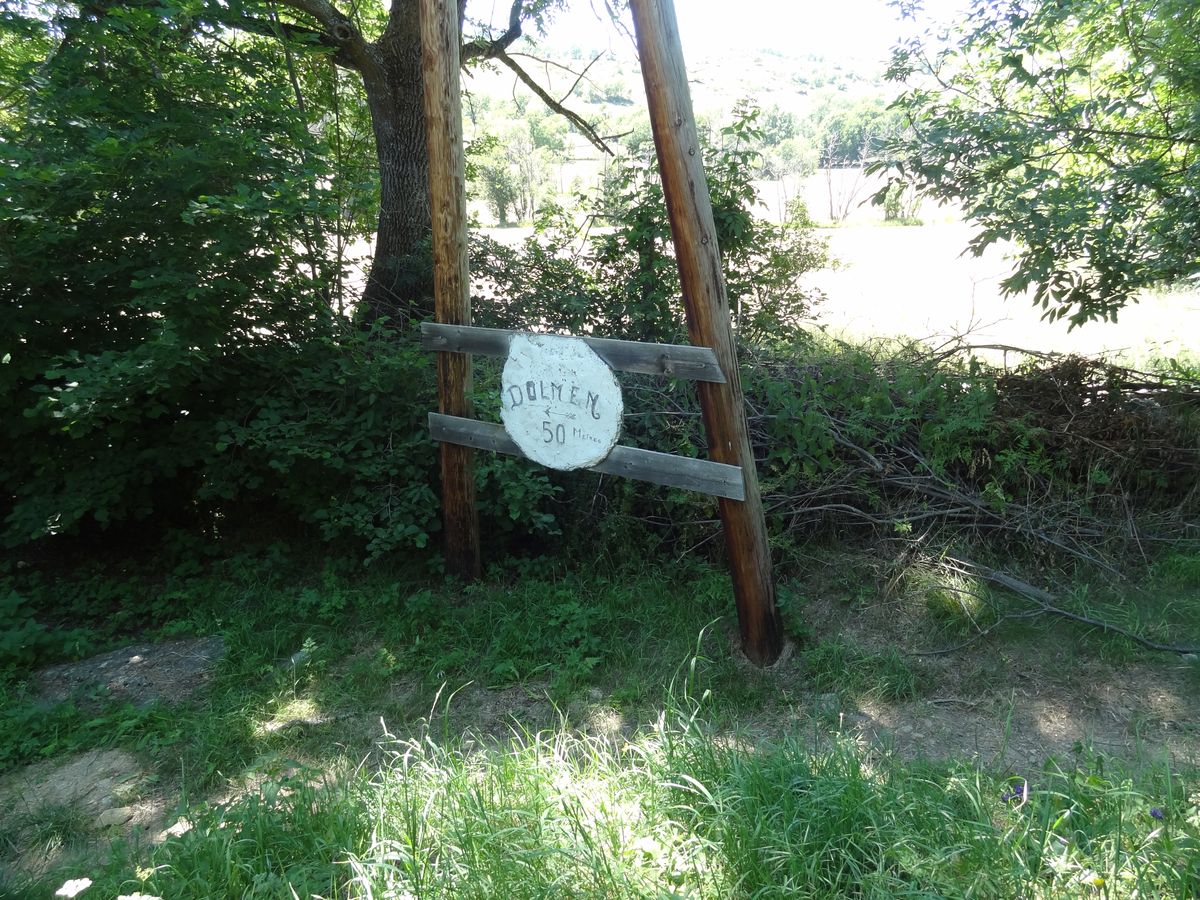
[469,0,967,66]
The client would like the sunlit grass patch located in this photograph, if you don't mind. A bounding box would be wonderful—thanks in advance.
[344,715,1200,899]
[6,551,1200,898]
[1153,551,1200,589]
[1051,556,1200,662]
[905,561,1000,638]
[350,726,701,898]
[45,687,1195,900]
[254,696,326,738]
[0,801,91,859]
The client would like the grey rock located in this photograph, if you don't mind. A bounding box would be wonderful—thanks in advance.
[94,806,134,829]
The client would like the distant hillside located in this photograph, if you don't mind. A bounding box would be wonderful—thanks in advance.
[461,35,903,227]
[467,42,887,134]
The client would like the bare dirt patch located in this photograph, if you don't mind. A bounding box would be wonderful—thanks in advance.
[0,749,167,883]
[1,635,226,885]
[782,579,1200,774]
[36,635,225,709]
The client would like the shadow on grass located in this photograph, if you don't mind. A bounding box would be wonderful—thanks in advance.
[5,546,1200,897]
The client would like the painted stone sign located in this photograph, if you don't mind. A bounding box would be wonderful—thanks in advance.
[500,334,623,471]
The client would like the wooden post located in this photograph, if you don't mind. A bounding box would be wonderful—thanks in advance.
[630,0,784,665]
[420,0,481,579]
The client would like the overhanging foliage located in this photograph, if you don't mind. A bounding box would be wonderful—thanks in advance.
[881,0,1200,325]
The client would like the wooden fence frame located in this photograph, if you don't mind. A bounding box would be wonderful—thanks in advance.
[419,0,783,664]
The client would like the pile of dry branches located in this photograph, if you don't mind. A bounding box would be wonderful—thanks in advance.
[740,344,1199,575]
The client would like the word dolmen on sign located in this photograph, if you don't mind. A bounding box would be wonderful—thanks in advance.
[500,334,623,471]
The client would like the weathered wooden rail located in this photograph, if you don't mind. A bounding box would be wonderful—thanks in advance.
[421,323,727,383]
[428,412,746,500]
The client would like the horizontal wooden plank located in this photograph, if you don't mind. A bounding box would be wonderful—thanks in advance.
[428,413,745,501]
[597,441,745,501]
[421,322,726,383]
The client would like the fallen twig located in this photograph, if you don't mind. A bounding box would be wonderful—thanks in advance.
[951,557,1200,656]
[910,608,1043,656]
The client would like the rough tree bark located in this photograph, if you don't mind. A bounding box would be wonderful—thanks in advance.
[255,0,440,324]
[360,2,434,323]
[255,0,609,323]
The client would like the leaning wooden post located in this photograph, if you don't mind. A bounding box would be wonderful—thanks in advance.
[630,0,783,665]
[420,0,481,579]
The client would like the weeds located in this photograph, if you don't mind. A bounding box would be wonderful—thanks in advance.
[1155,551,1200,588]
[0,802,91,858]
[18,685,1195,900]
[796,639,920,701]
[3,541,1199,897]
[0,558,756,779]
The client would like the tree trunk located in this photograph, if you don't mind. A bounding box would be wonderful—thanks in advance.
[359,3,434,324]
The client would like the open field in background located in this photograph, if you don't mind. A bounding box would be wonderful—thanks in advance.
[811,224,1200,363]
[459,216,1200,362]
[450,24,1200,361]
[349,166,1197,361]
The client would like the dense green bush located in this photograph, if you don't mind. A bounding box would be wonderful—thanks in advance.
[0,588,92,674]
[197,330,442,559]
[0,6,334,545]
[0,90,831,563]
[4,15,1192,575]
[3,319,563,561]
[0,7,561,560]
[755,341,1198,518]
[530,337,1199,563]
[471,107,829,344]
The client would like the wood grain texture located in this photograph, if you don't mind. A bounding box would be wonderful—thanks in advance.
[420,0,481,580]
[428,414,746,500]
[630,0,783,665]
[420,322,727,382]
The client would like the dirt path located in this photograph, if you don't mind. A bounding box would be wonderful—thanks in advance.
[776,591,1200,774]
[1,636,225,886]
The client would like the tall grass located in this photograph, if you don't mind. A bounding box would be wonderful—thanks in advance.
[45,686,1198,900]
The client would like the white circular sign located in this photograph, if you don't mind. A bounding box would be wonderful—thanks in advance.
[500,334,623,471]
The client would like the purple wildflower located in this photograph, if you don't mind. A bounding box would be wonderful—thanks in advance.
[1150,807,1165,820]
[1001,779,1029,804]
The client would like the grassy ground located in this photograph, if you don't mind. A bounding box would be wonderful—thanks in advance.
[67,701,1200,899]
[2,545,1199,898]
